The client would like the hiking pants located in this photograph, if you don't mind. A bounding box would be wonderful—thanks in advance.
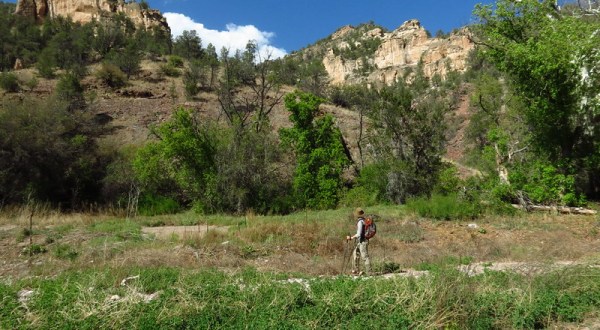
[352,240,370,273]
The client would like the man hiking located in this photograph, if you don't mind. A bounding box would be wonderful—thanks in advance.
[346,207,371,275]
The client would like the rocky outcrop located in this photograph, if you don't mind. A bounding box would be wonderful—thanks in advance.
[322,20,474,85]
[14,0,170,34]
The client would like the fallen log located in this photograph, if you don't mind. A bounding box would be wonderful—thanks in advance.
[512,204,597,215]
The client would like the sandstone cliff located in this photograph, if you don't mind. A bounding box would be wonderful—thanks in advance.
[320,20,474,85]
[15,0,169,33]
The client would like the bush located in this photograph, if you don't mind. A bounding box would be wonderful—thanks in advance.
[138,194,181,216]
[0,72,20,92]
[95,62,127,88]
[406,193,482,220]
[167,55,184,68]
[36,48,56,78]
[510,162,586,206]
[160,64,180,77]
[433,164,463,195]
[107,44,141,78]
[338,185,379,208]
[55,73,85,110]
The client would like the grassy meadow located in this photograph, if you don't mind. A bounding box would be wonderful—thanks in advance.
[1,205,600,328]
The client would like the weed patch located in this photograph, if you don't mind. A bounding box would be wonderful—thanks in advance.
[407,194,482,220]
[2,265,598,328]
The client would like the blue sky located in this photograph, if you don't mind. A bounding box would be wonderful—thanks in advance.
[156,0,495,57]
[5,0,496,57]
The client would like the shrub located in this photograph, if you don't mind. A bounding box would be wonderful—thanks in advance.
[0,72,20,92]
[138,193,181,216]
[53,243,79,260]
[338,185,379,208]
[433,164,463,195]
[36,48,56,78]
[510,162,586,206]
[55,73,85,110]
[160,64,180,77]
[406,193,482,220]
[167,55,184,68]
[95,62,127,88]
[24,76,38,91]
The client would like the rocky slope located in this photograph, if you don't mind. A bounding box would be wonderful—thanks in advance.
[315,20,474,85]
[14,0,169,33]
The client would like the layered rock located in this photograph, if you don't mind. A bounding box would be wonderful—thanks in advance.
[322,20,474,85]
[15,0,170,34]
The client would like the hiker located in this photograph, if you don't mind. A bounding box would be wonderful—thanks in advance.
[346,207,371,275]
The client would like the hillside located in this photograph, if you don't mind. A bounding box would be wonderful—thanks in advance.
[3,0,600,215]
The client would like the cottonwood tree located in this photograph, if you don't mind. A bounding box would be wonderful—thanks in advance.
[280,91,351,209]
[474,0,600,198]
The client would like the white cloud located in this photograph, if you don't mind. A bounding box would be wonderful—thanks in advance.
[164,12,287,60]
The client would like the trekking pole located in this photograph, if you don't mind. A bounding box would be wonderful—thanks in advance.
[340,239,348,275]
[341,239,352,275]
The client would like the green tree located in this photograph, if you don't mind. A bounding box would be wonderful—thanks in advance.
[204,43,219,89]
[134,108,289,214]
[134,108,218,211]
[298,58,329,97]
[0,98,110,208]
[280,91,351,209]
[182,60,205,98]
[173,30,203,60]
[474,0,600,198]
[107,40,141,78]
[55,73,85,111]
[363,81,447,203]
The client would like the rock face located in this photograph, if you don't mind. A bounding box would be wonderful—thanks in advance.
[322,20,474,85]
[15,0,170,33]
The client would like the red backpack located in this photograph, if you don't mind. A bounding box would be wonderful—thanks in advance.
[364,216,376,239]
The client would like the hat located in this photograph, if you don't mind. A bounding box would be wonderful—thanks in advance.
[354,207,365,217]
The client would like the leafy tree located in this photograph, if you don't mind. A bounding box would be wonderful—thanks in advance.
[280,91,351,209]
[92,19,127,57]
[297,58,329,97]
[362,81,447,203]
[134,109,218,211]
[134,108,289,214]
[42,17,93,72]
[213,128,290,214]
[328,84,376,167]
[474,0,600,198]
[0,98,110,208]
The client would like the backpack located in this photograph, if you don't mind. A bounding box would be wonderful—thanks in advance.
[363,216,376,239]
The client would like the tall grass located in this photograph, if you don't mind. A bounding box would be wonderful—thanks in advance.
[2,265,599,329]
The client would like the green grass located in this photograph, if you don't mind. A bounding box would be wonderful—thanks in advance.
[406,194,483,220]
[2,265,600,329]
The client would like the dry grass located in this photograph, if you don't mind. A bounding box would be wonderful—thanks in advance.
[1,205,599,279]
